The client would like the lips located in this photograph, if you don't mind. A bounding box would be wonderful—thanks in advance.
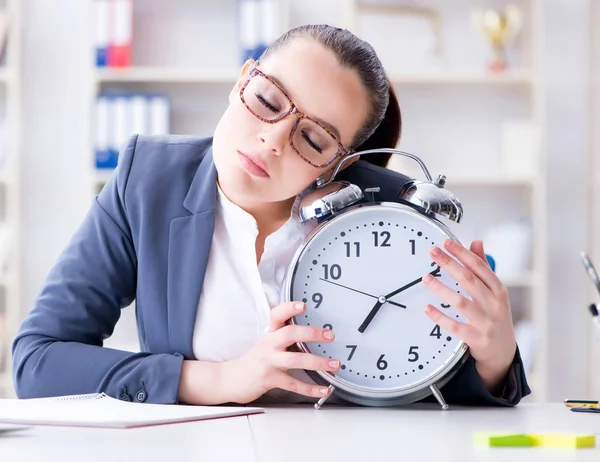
[237,150,270,177]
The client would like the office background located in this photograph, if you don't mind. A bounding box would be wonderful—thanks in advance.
[0,0,596,404]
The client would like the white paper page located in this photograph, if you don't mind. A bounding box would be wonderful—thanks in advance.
[0,393,263,428]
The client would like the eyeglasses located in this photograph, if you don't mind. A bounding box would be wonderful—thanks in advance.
[239,67,352,168]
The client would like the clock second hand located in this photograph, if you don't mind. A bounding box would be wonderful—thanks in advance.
[318,278,407,308]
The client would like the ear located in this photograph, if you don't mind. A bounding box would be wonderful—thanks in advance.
[228,58,255,101]
[338,154,360,171]
[314,155,360,186]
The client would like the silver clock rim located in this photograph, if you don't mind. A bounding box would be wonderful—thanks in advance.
[282,200,470,402]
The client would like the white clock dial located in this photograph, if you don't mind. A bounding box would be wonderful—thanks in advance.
[289,203,467,392]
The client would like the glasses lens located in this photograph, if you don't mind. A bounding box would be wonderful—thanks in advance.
[243,72,342,166]
[243,73,291,121]
[291,118,339,166]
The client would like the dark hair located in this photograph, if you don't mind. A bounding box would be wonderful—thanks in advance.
[260,24,401,168]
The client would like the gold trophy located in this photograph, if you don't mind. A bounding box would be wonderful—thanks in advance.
[471,4,523,72]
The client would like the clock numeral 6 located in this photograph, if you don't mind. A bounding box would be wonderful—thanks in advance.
[346,345,357,361]
[377,354,388,370]
[312,293,323,309]
[408,346,419,362]
[372,231,391,247]
[322,264,342,280]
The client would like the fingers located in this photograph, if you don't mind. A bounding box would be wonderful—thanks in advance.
[424,304,475,344]
[270,323,335,349]
[273,351,341,373]
[469,240,487,262]
[423,271,485,323]
[430,239,502,297]
[270,371,332,398]
[269,301,306,332]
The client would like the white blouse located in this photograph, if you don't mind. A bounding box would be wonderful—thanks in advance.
[192,184,320,402]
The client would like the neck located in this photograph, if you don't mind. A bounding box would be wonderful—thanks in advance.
[218,182,295,233]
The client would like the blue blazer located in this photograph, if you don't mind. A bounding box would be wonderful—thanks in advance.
[13,135,530,405]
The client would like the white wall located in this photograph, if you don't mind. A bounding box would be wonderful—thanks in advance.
[21,0,91,311]
[18,0,593,400]
[541,0,590,401]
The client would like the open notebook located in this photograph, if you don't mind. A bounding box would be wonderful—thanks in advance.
[0,393,263,429]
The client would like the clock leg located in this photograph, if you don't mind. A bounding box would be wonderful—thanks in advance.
[314,385,336,410]
[430,383,449,410]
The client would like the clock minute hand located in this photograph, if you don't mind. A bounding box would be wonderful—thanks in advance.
[384,266,441,300]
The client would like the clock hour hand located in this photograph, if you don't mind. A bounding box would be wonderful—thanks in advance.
[319,278,406,308]
[358,300,384,334]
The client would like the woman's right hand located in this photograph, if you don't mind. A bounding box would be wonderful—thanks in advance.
[219,301,340,404]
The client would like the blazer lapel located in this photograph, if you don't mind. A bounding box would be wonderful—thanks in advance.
[167,146,217,358]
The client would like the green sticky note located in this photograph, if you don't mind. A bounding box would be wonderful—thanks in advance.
[473,432,534,447]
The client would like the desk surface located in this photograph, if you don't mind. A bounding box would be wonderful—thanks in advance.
[3,403,600,462]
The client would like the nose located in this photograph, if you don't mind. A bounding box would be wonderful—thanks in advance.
[256,116,295,156]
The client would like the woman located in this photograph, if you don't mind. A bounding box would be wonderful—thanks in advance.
[13,25,529,406]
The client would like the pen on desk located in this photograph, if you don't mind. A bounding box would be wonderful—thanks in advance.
[580,252,600,296]
[564,399,600,408]
[589,304,600,335]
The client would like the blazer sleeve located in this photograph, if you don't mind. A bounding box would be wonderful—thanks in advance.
[428,346,531,406]
[12,135,184,404]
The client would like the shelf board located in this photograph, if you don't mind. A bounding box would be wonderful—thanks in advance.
[389,70,536,85]
[501,272,537,289]
[95,67,239,84]
[94,169,114,184]
[94,67,535,86]
[443,175,539,187]
[0,68,15,84]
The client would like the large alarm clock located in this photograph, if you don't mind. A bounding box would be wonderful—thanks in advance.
[282,148,469,410]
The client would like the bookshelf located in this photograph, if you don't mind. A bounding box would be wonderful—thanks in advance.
[88,0,548,400]
[0,0,21,399]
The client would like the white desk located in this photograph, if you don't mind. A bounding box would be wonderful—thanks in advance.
[249,403,600,462]
[2,404,600,462]
[1,414,258,462]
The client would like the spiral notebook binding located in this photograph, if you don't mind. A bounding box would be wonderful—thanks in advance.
[54,393,108,401]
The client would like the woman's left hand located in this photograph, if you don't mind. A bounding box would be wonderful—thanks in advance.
[422,238,517,394]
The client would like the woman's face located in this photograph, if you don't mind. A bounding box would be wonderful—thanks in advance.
[212,38,370,205]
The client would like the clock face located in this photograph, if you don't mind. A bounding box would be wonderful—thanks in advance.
[288,203,468,394]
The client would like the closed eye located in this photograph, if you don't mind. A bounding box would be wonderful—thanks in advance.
[256,93,280,113]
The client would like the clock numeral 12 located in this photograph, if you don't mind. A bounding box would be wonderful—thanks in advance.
[344,242,360,258]
[372,231,391,247]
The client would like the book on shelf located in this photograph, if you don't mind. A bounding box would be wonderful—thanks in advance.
[96,93,170,169]
[93,0,133,68]
[238,0,288,63]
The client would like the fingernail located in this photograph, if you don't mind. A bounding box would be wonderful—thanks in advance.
[424,305,433,314]
[329,360,340,368]
[294,302,304,311]
[423,274,433,284]
[431,246,441,256]
[323,330,334,339]
[320,387,330,395]
[445,238,454,247]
